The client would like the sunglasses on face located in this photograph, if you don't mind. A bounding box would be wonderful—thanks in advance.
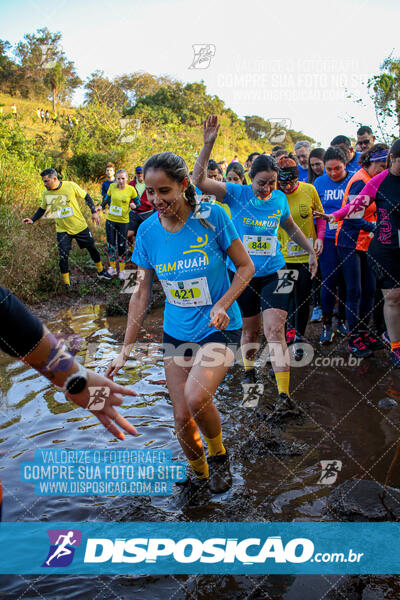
[278,174,296,183]
[358,140,370,147]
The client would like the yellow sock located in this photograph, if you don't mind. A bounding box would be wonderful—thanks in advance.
[391,340,400,351]
[243,356,255,371]
[204,431,226,457]
[95,261,103,273]
[119,262,126,272]
[188,454,209,479]
[275,371,290,395]
[61,272,70,285]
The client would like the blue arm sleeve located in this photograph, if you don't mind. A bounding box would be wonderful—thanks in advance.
[101,194,111,210]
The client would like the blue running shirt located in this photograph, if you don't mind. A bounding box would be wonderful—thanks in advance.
[223,183,290,276]
[132,203,242,341]
[314,172,353,239]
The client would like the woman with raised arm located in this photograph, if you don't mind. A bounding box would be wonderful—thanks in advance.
[192,115,317,412]
[107,152,254,500]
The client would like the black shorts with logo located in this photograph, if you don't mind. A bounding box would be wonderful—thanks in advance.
[229,271,291,318]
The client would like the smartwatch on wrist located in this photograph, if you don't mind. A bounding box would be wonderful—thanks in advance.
[64,363,88,395]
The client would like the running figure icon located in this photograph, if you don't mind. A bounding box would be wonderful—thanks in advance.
[46,531,77,566]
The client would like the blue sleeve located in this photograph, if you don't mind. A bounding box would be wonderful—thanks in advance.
[213,204,239,252]
[131,228,153,269]
[223,182,243,207]
[101,194,110,210]
[347,179,365,201]
[101,181,108,199]
[313,176,322,199]
[279,192,291,222]
[359,220,376,232]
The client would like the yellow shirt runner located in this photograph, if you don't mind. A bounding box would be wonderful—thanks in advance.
[40,181,89,235]
[106,183,139,224]
[278,182,324,263]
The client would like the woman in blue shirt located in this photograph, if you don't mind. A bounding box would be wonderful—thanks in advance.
[106,151,254,500]
[313,147,353,343]
[193,115,317,412]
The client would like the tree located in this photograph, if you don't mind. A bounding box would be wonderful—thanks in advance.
[0,40,16,92]
[134,80,225,125]
[13,27,80,101]
[367,55,400,138]
[244,116,272,140]
[45,61,81,111]
[85,70,128,109]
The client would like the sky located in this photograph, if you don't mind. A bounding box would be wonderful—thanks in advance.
[1,0,400,148]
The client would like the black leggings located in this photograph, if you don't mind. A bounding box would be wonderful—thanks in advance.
[337,246,376,335]
[285,262,313,336]
[106,220,129,263]
[57,228,100,274]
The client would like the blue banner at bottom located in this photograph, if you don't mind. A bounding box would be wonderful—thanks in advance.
[0,522,398,574]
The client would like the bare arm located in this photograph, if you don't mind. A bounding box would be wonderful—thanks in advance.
[192,115,227,203]
[106,267,153,377]
[280,216,318,278]
[209,238,254,329]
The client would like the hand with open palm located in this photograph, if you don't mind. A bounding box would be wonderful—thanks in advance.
[203,115,220,146]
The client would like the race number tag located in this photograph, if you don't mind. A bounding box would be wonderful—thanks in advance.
[286,237,313,257]
[161,277,212,307]
[58,206,74,218]
[109,205,123,216]
[328,221,338,230]
[44,193,69,219]
[243,235,277,256]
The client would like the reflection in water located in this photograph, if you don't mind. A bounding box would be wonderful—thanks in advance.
[0,304,400,598]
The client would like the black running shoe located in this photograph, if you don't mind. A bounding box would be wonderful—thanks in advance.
[97,269,113,281]
[208,453,232,494]
[175,474,211,507]
[362,332,384,351]
[274,393,295,412]
[241,369,256,385]
[347,336,372,359]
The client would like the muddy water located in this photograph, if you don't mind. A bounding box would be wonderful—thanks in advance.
[1,304,400,598]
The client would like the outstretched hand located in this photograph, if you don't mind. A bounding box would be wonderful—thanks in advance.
[313,211,336,224]
[67,369,138,440]
[203,115,220,145]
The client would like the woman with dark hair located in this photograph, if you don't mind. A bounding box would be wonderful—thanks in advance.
[193,116,317,411]
[316,143,388,357]
[319,139,400,366]
[308,148,325,184]
[107,151,254,498]
[276,156,325,359]
[226,161,246,184]
[313,147,352,343]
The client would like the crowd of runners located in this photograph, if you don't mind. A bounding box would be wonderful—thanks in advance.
[1,117,398,501]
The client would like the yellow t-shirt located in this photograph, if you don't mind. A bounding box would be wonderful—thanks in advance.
[106,183,138,224]
[278,182,324,263]
[40,181,88,235]
[216,200,231,219]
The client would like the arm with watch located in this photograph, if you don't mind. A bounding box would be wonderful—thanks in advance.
[0,286,138,441]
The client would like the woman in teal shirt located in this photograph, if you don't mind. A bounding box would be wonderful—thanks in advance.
[107,151,254,500]
[193,115,317,412]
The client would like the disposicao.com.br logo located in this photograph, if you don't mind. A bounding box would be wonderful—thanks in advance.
[42,529,82,567]
[82,536,363,566]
